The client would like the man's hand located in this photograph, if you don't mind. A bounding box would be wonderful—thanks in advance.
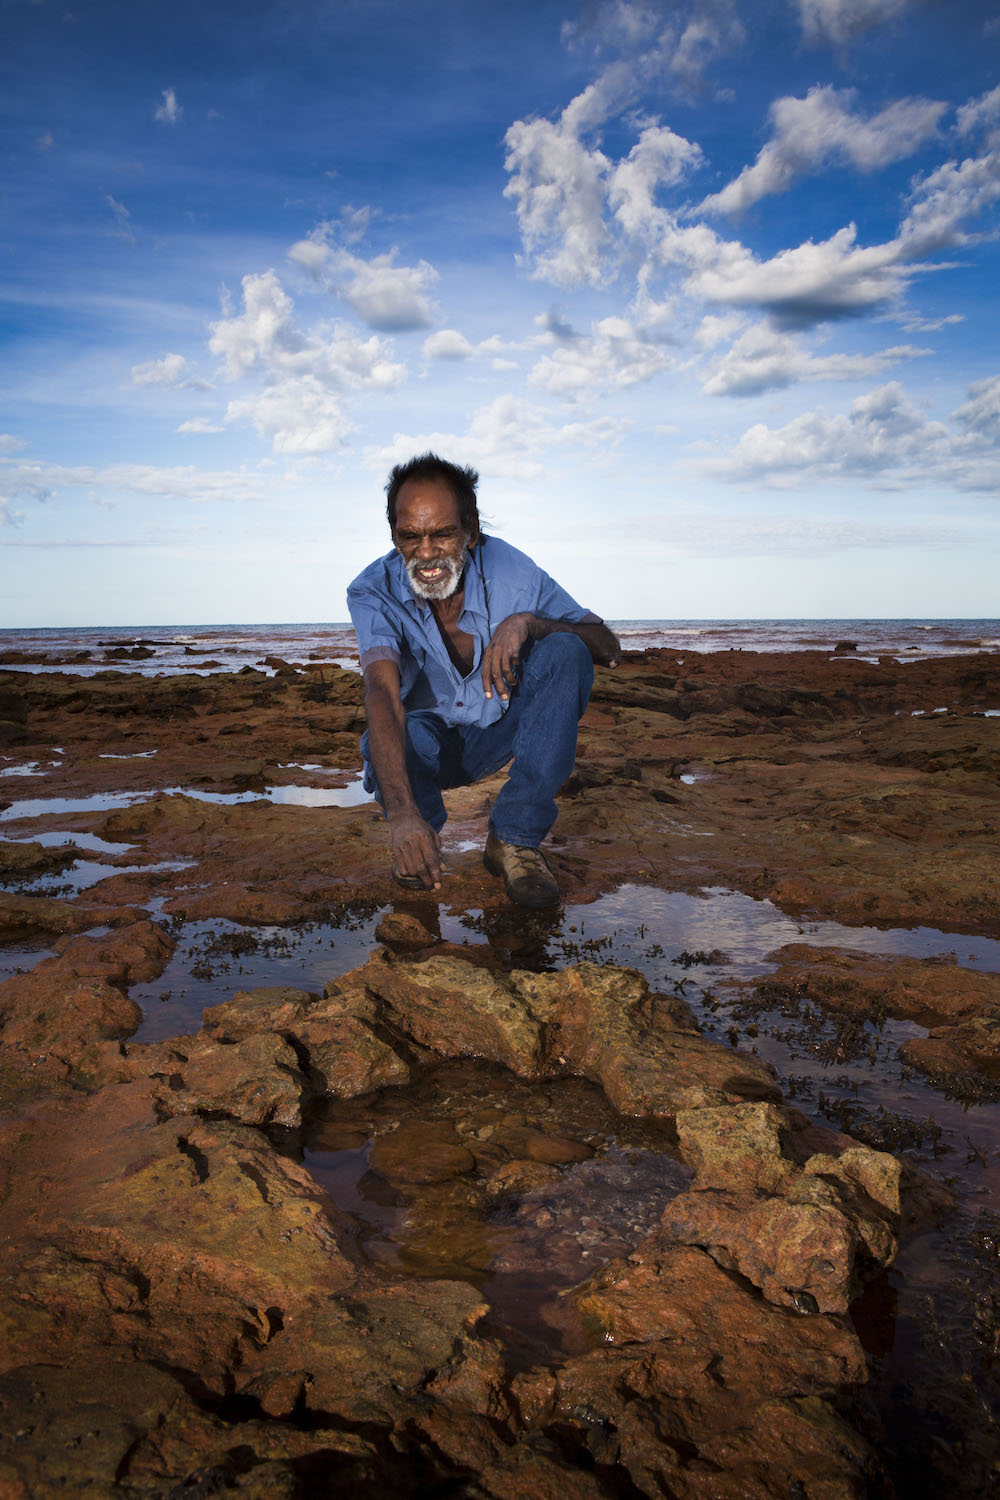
[389,810,443,890]
[481,611,533,701]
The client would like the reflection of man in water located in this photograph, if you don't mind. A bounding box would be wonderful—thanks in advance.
[347,453,621,907]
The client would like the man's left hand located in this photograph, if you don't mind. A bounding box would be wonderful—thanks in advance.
[481,612,533,701]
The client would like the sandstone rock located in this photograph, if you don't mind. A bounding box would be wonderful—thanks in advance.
[295,1014,411,1097]
[363,954,779,1118]
[148,1031,307,1127]
[375,910,439,947]
[370,1123,477,1183]
[675,1100,797,1193]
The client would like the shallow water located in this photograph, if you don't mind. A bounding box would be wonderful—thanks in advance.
[300,1059,691,1369]
[0,780,373,827]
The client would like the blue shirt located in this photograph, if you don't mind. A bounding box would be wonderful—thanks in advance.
[347,535,599,730]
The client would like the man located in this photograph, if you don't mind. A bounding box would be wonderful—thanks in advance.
[347,453,620,907]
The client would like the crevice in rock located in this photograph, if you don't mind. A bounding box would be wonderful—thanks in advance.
[177,1134,210,1183]
[236,1159,271,1204]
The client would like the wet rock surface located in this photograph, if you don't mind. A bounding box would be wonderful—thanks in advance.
[0,649,998,1496]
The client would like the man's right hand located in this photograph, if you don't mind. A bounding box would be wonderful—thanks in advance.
[389,811,443,890]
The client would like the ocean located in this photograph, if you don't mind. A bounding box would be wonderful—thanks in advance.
[0,619,998,676]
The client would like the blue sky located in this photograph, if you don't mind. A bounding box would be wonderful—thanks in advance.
[2,0,999,625]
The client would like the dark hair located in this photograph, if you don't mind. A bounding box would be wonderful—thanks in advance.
[385,452,480,537]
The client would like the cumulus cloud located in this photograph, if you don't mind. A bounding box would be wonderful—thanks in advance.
[503,80,702,287]
[207,271,405,452]
[953,373,1000,435]
[289,226,438,330]
[562,0,744,95]
[368,395,625,482]
[209,272,404,388]
[154,88,181,124]
[797,0,909,48]
[0,434,27,454]
[700,86,946,216]
[899,146,1000,255]
[956,85,1000,141]
[700,377,1000,492]
[225,376,353,454]
[700,322,929,396]
[529,315,671,396]
[422,329,476,360]
[685,224,914,325]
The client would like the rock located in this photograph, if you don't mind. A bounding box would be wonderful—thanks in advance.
[363,954,780,1118]
[0,892,141,935]
[147,1031,307,1127]
[534,1245,878,1497]
[675,1101,797,1194]
[375,910,439,947]
[370,1123,477,1184]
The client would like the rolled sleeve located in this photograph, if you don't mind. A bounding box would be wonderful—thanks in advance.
[347,584,402,672]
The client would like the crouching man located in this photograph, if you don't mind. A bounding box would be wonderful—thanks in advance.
[347,453,620,907]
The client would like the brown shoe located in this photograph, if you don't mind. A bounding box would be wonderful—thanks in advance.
[483,832,560,908]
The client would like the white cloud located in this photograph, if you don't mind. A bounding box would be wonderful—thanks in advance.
[561,1,744,95]
[225,376,353,454]
[900,146,1000,255]
[35,131,55,152]
[953,373,1000,435]
[700,86,946,216]
[529,315,671,397]
[176,418,224,434]
[0,434,27,454]
[0,460,267,507]
[154,88,181,125]
[667,2,745,94]
[700,321,929,396]
[130,353,212,390]
[503,76,703,288]
[609,123,703,235]
[694,313,746,349]
[685,224,913,325]
[423,329,475,360]
[700,377,1000,492]
[289,228,438,330]
[957,85,1000,141]
[503,105,614,288]
[368,395,626,481]
[207,270,406,453]
[797,0,909,48]
[209,271,405,387]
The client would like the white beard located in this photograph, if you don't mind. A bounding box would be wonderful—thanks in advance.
[406,548,468,601]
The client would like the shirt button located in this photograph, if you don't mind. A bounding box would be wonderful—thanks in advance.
[456,700,463,706]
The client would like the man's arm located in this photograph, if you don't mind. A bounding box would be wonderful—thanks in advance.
[362,658,442,889]
[480,613,621,701]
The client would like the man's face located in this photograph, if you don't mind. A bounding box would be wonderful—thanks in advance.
[392,478,472,601]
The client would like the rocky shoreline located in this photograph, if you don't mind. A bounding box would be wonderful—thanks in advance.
[1,648,998,1496]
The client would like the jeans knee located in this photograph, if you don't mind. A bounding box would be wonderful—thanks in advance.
[533,631,592,676]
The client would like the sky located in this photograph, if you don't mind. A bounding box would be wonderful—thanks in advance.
[2,0,999,626]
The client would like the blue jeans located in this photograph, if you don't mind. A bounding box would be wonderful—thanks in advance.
[362,633,594,847]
